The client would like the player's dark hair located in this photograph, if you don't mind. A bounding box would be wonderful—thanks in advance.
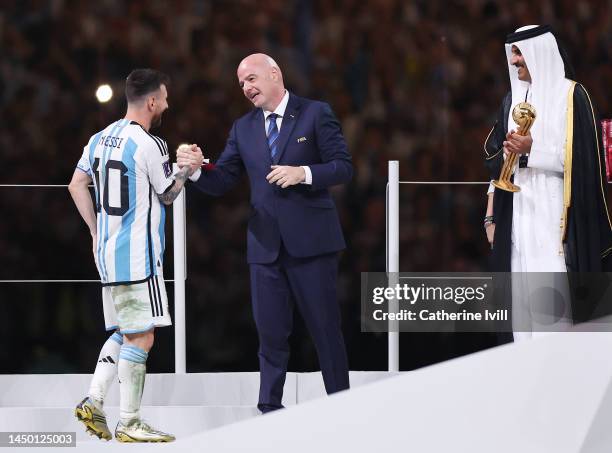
[125,69,170,104]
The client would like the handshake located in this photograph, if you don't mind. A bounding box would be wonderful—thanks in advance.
[176,144,206,176]
[174,144,306,187]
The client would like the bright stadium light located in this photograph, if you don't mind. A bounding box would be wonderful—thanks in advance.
[96,84,113,103]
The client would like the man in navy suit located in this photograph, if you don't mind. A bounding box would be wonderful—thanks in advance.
[178,53,351,413]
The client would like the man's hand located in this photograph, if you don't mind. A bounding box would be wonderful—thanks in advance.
[503,129,532,155]
[266,165,305,188]
[177,144,204,174]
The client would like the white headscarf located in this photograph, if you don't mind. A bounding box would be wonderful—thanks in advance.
[505,25,571,154]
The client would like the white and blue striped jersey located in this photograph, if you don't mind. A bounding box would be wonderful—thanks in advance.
[76,119,174,286]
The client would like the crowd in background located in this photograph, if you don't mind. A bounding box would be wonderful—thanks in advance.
[1,0,610,373]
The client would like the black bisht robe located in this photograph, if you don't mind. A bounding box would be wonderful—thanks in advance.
[484,83,612,272]
[484,84,612,323]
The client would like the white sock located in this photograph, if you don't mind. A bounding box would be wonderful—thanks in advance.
[88,331,123,407]
[118,345,148,424]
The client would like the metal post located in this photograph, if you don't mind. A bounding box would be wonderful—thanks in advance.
[172,164,187,374]
[388,161,400,372]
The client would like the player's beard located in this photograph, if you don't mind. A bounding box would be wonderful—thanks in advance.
[151,111,163,129]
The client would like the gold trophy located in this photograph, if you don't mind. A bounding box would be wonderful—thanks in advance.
[492,102,536,192]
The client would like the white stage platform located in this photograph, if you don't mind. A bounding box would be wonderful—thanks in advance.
[2,333,612,452]
[0,371,393,445]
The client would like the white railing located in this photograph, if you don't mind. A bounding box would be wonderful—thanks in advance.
[4,170,497,373]
[172,164,187,374]
[0,181,188,374]
[385,162,490,371]
[387,162,399,372]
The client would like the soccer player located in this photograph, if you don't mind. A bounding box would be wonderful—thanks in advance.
[68,68,195,442]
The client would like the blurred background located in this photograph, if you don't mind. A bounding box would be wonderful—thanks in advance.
[1,0,610,373]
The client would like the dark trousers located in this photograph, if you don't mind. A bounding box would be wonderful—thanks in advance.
[250,246,350,413]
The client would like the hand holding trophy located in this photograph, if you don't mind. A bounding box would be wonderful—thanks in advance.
[492,102,536,192]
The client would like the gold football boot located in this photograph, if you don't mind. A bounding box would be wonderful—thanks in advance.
[115,419,175,443]
[74,397,112,441]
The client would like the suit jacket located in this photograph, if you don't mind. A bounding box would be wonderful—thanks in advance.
[190,93,353,263]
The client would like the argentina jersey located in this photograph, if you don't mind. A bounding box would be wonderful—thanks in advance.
[76,119,174,285]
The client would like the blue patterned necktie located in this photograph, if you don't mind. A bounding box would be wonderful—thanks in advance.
[267,113,280,159]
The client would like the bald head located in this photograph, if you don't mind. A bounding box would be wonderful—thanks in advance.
[237,53,285,111]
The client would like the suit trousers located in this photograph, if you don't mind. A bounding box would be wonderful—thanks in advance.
[249,245,350,413]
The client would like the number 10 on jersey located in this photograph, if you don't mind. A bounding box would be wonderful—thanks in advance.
[92,158,129,216]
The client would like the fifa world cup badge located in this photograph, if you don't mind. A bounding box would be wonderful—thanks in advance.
[162,160,172,178]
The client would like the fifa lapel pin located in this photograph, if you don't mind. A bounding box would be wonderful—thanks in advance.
[297,137,307,143]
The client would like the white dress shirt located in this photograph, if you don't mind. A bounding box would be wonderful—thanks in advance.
[263,90,312,185]
[262,89,290,137]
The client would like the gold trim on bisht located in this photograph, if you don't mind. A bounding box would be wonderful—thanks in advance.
[484,124,502,160]
[582,86,612,257]
[582,87,612,230]
[560,81,577,245]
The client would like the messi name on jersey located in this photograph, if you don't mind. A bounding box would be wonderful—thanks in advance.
[98,135,125,149]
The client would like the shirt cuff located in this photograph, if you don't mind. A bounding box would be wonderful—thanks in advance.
[526,142,564,173]
[189,168,202,182]
[487,181,495,194]
[301,166,312,185]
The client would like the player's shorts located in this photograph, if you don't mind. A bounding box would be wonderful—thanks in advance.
[102,273,172,334]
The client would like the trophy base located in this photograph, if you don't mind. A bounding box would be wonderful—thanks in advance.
[492,179,521,193]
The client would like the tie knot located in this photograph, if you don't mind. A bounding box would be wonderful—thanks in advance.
[268,113,279,121]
